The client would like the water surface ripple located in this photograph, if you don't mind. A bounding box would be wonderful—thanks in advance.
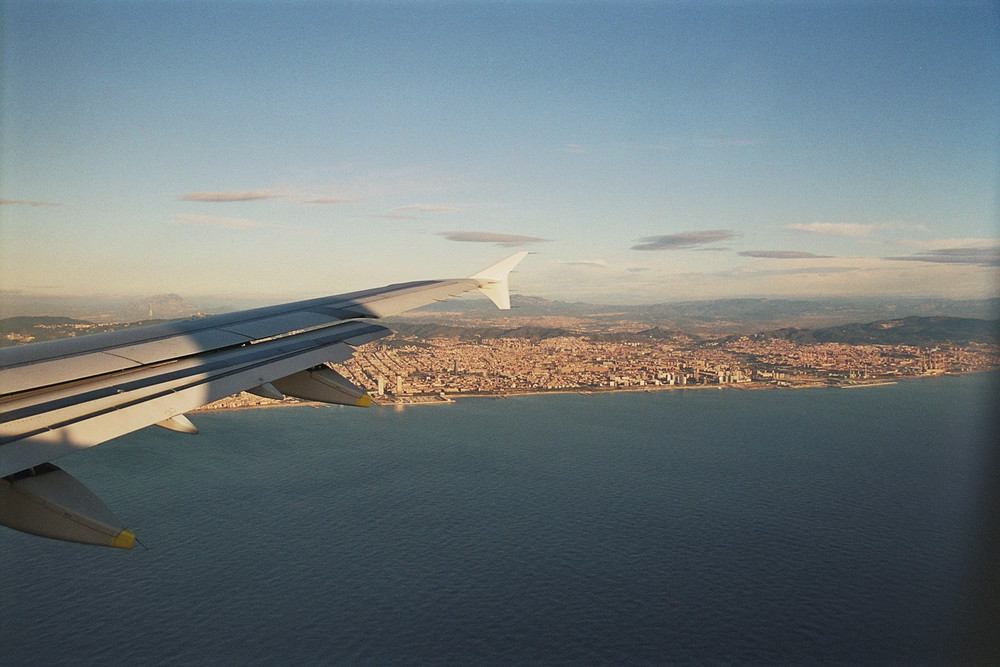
[2,374,994,665]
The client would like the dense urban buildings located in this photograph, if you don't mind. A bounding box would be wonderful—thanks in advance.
[332,333,997,404]
[3,315,995,410]
[199,330,997,409]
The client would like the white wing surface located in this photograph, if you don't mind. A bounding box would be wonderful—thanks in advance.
[0,252,528,548]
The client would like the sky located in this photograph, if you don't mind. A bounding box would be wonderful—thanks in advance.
[2,1,998,306]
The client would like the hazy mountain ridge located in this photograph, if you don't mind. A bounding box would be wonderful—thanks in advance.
[123,293,199,321]
[0,316,178,346]
[378,317,998,347]
[3,296,999,349]
[741,316,1000,346]
[417,295,1000,331]
[4,291,997,328]
[0,316,86,330]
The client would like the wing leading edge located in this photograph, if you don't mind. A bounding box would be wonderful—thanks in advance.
[0,252,528,548]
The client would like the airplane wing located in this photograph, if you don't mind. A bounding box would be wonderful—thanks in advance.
[0,252,528,548]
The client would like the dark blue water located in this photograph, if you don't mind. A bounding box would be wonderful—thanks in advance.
[2,374,995,665]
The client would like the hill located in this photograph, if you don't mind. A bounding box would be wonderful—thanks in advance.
[413,295,1000,332]
[1,316,88,330]
[745,316,999,346]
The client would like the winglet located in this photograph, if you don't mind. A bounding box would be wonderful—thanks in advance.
[471,252,529,310]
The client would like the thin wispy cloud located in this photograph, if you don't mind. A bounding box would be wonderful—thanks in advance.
[786,222,903,237]
[887,237,996,250]
[563,143,587,153]
[302,197,360,205]
[172,214,278,230]
[392,204,460,213]
[0,199,59,206]
[631,230,738,251]
[562,259,607,268]
[180,190,285,202]
[437,231,551,247]
[885,246,1000,266]
[738,250,833,259]
[737,266,858,277]
[364,213,422,220]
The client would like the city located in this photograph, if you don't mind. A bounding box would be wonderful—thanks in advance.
[200,326,998,410]
[3,313,995,410]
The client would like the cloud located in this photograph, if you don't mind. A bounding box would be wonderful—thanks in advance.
[561,259,607,268]
[563,143,587,153]
[885,246,1000,266]
[738,250,833,259]
[0,199,59,206]
[786,222,902,237]
[737,265,858,277]
[392,204,459,213]
[437,231,551,247]
[172,214,277,230]
[887,237,997,250]
[631,229,738,251]
[626,267,651,273]
[364,213,422,220]
[303,198,360,205]
[180,190,285,202]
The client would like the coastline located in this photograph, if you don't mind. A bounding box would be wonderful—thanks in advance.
[192,370,990,413]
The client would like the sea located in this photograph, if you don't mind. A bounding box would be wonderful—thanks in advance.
[1,372,997,665]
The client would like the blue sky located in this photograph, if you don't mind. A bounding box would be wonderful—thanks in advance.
[2,1,998,305]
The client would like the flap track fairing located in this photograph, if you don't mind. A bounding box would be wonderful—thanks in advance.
[271,365,372,407]
[0,463,134,549]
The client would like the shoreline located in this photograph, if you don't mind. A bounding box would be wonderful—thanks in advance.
[192,370,992,413]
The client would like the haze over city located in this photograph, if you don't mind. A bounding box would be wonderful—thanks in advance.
[2,1,997,305]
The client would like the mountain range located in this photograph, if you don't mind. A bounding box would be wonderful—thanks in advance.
[741,316,999,346]
[3,294,998,348]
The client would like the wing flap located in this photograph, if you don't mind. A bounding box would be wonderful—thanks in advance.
[1,328,252,396]
[214,310,339,340]
[1,352,142,397]
[100,328,252,364]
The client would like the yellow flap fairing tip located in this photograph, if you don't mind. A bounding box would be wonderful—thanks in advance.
[111,529,136,550]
